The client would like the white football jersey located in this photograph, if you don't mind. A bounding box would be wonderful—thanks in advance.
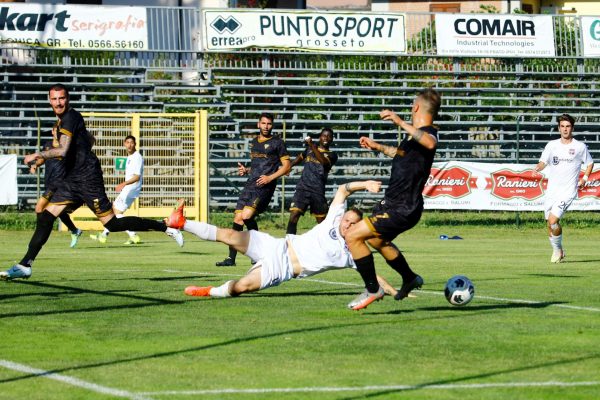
[287,203,355,278]
[125,150,144,194]
[539,138,593,199]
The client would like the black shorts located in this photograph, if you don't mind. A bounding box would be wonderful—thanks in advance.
[236,185,276,215]
[289,190,328,217]
[42,177,64,201]
[364,201,422,242]
[49,173,113,217]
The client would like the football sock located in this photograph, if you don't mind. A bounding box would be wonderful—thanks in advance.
[104,216,166,232]
[115,215,136,237]
[20,210,57,267]
[184,220,217,241]
[58,212,77,233]
[549,234,562,251]
[228,222,244,261]
[354,253,380,293]
[210,280,234,298]
[286,221,297,235]
[386,252,417,283]
[244,218,258,231]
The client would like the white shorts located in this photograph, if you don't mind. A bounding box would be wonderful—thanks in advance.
[113,187,140,213]
[245,230,293,290]
[544,194,575,220]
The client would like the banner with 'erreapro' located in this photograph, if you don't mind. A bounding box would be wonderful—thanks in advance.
[202,9,406,54]
[0,3,148,50]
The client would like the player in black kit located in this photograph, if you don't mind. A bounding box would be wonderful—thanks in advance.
[29,132,82,248]
[345,88,442,310]
[216,112,291,267]
[286,128,337,235]
[1,84,184,281]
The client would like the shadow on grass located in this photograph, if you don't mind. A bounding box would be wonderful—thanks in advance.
[368,300,567,316]
[0,281,184,319]
[338,352,600,400]
[1,303,595,388]
[526,273,582,278]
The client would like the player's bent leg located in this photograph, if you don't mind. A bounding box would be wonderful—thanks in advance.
[103,215,184,247]
[231,266,262,295]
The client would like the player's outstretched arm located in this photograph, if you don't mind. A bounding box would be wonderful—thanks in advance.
[359,136,397,158]
[331,180,382,207]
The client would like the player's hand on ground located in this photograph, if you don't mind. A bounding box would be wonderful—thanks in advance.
[365,180,382,193]
[237,162,248,176]
[359,136,377,150]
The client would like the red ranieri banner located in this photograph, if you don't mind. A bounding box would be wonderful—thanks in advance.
[202,9,406,54]
[424,161,600,211]
[0,3,148,50]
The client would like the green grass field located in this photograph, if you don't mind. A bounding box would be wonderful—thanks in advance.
[0,223,599,399]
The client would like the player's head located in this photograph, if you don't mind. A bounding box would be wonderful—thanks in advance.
[414,88,441,120]
[339,207,363,238]
[48,83,70,117]
[257,112,274,137]
[124,135,136,154]
[319,128,334,148]
[557,114,575,139]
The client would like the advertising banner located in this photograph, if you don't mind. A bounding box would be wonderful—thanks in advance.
[424,161,600,211]
[581,16,600,57]
[435,14,555,57]
[202,9,406,54]
[0,154,18,205]
[0,3,148,50]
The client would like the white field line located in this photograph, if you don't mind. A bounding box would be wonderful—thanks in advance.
[159,270,600,313]
[140,380,600,396]
[0,360,153,400]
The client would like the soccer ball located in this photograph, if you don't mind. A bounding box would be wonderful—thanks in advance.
[444,275,475,306]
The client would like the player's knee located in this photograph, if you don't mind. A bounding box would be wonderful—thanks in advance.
[550,222,560,231]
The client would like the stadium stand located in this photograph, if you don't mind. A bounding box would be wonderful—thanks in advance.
[2,14,600,210]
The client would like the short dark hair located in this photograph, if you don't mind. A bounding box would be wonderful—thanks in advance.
[124,135,136,143]
[49,83,69,97]
[348,207,363,219]
[259,112,274,122]
[418,88,441,119]
[557,113,575,127]
[320,127,334,136]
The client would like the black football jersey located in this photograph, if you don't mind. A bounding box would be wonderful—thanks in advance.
[247,134,290,189]
[295,147,337,194]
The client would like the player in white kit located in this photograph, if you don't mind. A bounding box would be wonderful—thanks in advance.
[90,135,145,244]
[535,114,594,263]
[165,180,398,298]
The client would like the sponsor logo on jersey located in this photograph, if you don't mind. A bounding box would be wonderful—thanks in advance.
[329,228,338,240]
[423,166,472,198]
[490,168,544,200]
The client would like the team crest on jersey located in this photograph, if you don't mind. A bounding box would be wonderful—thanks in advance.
[329,228,338,240]
[265,144,270,149]
[552,156,560,165]
[569,148,575,156]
